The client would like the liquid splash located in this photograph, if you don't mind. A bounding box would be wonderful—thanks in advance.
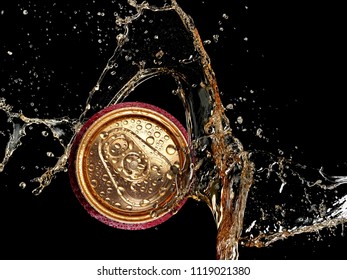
[1,0,346,259]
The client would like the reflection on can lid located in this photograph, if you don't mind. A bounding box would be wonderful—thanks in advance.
[69,102,190,230]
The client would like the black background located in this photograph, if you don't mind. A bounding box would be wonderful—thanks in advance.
[1,0,346,260]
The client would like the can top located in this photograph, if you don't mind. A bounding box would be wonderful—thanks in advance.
[70,102,190,230]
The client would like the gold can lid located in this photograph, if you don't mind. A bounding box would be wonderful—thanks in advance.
[69,102,189,230]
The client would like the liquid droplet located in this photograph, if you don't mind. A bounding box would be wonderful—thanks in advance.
[100,131,109,139]
[150,211,158,218]
[46,152,54,157]
[146,136,155,145]
[41,131,49,137]
[145,123,152,129]
[154,131,161,138]
[140,199,150,206]
[166,144,176,155]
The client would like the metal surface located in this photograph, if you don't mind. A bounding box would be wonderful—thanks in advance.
[73,103,189,228]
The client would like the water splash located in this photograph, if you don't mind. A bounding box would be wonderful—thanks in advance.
[0,97,76,194]
[1,0,346,259]
[242,151,347,249]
